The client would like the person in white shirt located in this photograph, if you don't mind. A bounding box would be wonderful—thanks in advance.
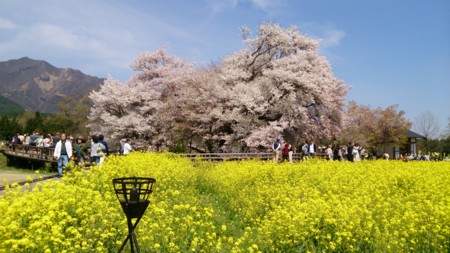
[90,135,106,164]
[123,138,132,155]
[309,141,316,156]
[53,133,72,177]
[325,145,333,161]
[353,144,361,162]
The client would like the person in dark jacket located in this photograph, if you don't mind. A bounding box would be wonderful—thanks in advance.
[74,136,87,166]
[331,138,340,161]
[272,138,281,162]
[98,134,109,155]
[347,142,354,162]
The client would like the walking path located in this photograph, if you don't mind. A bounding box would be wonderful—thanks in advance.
[0,174,60,195]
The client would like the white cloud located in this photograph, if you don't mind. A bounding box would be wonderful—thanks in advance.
[0,1,211,81]
[205,0,279,13]
[0,18,15,29]
[206,0,239,13]
[321,29,345,48]
[250,0,271,9]
[300,23,345,49]
[31,24,81,50]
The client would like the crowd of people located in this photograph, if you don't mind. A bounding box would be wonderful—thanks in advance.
[272,137,371,163]
[401,153,440,162]
[8,132,133,177]
[271,137,449,163]
[6,133,444,174]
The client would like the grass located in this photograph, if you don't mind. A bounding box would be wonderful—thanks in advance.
[0,152,55,187]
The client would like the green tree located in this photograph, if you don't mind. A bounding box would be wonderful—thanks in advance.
[444,117,450,139]
[0,115,11,140]
[24,111,44,134]
[0,115,23,140]
[44,96,90,136]
[442,136,450,157]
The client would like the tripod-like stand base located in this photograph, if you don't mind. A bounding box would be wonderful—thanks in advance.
[113,177,155,253]
[118,216,143,253]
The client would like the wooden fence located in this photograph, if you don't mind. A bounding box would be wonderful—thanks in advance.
[2,143,56,165]
[1,143,328,166]
[176,152,328,161]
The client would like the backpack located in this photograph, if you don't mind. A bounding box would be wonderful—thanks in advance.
[97,143,106,157]
[273,141,280,150]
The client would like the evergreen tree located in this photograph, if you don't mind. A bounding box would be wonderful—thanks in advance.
[24,112,43,134]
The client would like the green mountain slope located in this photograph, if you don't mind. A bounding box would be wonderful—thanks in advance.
[0,95,24,115]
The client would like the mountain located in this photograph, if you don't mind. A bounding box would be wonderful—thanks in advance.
[0,57,104,113]
[0,95,24,115]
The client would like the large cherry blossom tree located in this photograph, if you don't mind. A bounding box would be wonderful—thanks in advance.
[89,23,349,152]
[222,23,348,148]
[89,49,192,141]
[166,67,240,152]
[89,50,235,151]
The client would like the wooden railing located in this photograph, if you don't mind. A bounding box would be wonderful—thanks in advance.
[1,143,328,164]
[177,152,328,161]
[2,143,56,163]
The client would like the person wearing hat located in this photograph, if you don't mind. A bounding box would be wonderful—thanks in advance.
[74,136,87,166]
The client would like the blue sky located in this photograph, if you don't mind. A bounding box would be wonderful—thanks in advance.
[0,0,449,135]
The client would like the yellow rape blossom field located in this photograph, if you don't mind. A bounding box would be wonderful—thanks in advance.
[0,153,449,252]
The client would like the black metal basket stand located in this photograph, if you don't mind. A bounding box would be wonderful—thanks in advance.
[113,177,156,253]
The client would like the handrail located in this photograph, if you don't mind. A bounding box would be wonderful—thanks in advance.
[1,143,56,163]
[1,143,328,163]
[177,152,328,161]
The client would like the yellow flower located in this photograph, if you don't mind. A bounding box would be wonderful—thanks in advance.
[0,153,448,252]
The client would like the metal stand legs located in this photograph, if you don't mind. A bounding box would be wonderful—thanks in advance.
[118,216,143,253]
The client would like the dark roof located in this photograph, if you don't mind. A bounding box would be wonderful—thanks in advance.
[407,129,426,139]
